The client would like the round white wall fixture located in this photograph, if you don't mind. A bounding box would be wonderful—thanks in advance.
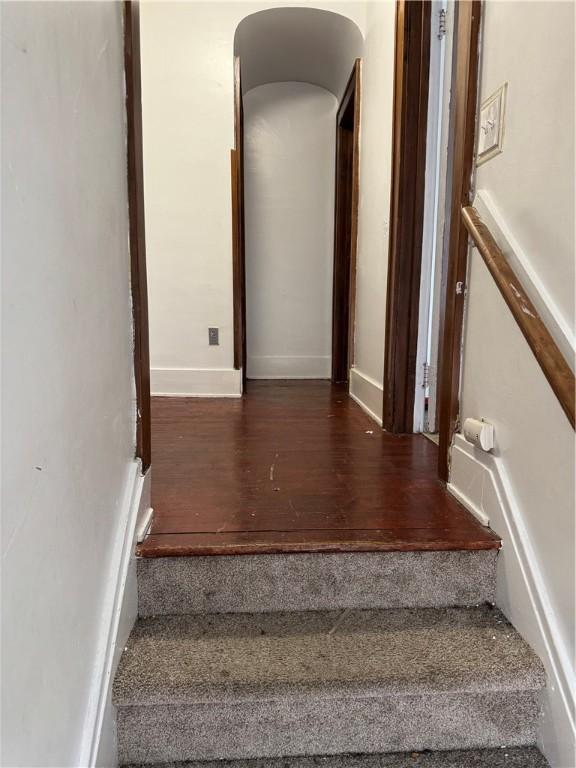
[463,418,495,452]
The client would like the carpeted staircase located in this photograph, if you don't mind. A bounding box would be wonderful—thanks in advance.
[113,549,549,767]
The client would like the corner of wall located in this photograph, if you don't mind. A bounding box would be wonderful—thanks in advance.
[448,434,576,768]
[80,463,151,767]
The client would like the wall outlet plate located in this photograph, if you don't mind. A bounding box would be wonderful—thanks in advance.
[208,327,219,346]
[477,83,507,166]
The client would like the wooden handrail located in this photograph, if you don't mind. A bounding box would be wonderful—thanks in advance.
[462,205,575,429]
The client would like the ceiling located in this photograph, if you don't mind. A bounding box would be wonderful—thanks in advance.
[234,7,364,99]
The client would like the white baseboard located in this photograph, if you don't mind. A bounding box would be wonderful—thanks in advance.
[247,355,331,379]
[447,463,491,527]
[349,367,383,426]
[151,367,242,397]
[449,434,575,768]
[79,461,151,767]
[135,504,153,544]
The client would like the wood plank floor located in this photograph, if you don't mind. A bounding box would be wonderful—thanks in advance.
[139,381,500,556]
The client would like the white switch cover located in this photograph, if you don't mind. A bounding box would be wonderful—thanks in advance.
[477,83,507,165]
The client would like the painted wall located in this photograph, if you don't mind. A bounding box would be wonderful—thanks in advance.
[476,2,574,335]
[349,0,396,423]
[139,1,366,396]
[1,3,137,765]
[451,2,575,764]
[244,82,337,379]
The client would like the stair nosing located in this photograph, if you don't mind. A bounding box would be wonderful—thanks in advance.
[114,682,544,709]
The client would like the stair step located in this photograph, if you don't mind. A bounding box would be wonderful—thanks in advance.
[113,606,545,764]
[137,550,498,616]
[121,746,550,767]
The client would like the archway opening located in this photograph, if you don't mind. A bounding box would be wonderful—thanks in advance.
[233,8,363,384]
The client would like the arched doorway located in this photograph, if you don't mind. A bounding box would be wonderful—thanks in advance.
[232,8,364,390]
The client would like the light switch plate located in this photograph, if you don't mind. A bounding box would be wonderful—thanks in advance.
[477,83,507,165]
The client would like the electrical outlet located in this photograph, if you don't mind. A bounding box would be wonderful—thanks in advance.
[208,327,219,346]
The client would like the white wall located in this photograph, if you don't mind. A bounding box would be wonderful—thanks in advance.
[450,2,575,765]
[476,2,574,335]
[1,3,138,765]
[244,82,337,379]
[139,1,366,396]
[349,0,396,423]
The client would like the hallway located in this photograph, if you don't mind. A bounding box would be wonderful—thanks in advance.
[139,382,499,556]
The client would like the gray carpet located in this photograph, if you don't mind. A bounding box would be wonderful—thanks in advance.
[114,606,545,763]
[113,606,544,707]
[122,746,549,767]
[117,692,541,764]
[137,551,498,616]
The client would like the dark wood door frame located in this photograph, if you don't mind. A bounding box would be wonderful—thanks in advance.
[382,0,431,433]
[437,0,482,481]
[332,59,361,384]
[232,56,247,388]
[124,0,151,472]
[382,0,482,485]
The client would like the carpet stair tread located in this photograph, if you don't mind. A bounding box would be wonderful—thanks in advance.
[113,605,545,707]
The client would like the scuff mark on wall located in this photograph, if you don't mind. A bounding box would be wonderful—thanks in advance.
[97,39,109,61]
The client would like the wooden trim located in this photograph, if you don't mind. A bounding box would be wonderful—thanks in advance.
[382,1,431,433]
[232,57,246,380]
[331,59,361,384]
[332,127,353,383]
[124,0,151,472]
[437,0,482,481]
[139,528,500,557]
[462,206,575,429]
[348,59,361,375]
[230,147,241,367]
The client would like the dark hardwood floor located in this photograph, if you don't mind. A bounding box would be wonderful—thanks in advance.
[139,381,500,556]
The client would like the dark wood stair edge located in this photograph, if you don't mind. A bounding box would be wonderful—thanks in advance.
[137,528,501,557]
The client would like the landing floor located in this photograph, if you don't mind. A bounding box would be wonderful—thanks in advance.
[139,381,499,556]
